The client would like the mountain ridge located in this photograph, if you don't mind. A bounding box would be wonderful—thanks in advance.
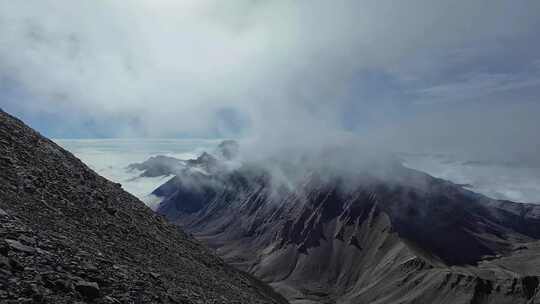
[152,146,540,304]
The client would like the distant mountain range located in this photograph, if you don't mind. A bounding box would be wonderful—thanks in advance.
[147,142,540,304]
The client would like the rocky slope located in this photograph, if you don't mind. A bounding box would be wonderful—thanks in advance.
[153,146,540,304]
[0,109,288,304]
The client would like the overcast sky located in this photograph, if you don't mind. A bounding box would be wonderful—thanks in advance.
[1,1,540,162]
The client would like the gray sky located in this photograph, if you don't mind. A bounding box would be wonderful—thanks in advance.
[1,0,540,163]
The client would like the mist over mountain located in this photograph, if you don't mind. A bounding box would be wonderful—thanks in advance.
[150,141,540,304]
[2,1,540,304]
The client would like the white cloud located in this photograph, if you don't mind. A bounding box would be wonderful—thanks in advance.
[1,0,540,159]
[414,71,540,104]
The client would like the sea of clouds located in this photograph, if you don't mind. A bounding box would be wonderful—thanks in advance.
[55,139,540,206]
[402,154,540,204]
[54,138,221,208]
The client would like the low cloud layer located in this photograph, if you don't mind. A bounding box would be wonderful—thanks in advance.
[1,1,540,163]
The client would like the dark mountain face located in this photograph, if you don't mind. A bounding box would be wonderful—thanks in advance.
[0,110,288,304]
[154,150,540,304]
[128,150,226,180]
[186,152,221,173]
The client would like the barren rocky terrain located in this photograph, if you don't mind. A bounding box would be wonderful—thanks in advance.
[153,145,540,304]
[0,109,288,304]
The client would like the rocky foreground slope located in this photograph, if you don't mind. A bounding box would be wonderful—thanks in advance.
[152,145,540,304]
[0,109,288,304]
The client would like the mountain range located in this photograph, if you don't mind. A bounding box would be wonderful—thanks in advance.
[149,141,540,304]
[2,106,539,304]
